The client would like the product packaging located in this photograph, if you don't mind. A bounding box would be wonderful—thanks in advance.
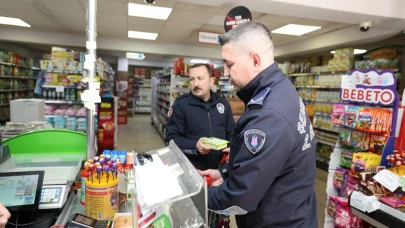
[350,153,381,177]
[340,149,354,168]
[356,107,375,132]
[369,134,389,154]
[333,168,349,190]
[327,196,338,218]
[332,104,346,125]
[379,197,405,208]
[202,137,229,150]
[345,106,361,128]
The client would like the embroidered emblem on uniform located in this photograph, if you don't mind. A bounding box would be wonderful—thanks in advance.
[244,129,266,154]
[167,108,173,117]
[217,103,225,114]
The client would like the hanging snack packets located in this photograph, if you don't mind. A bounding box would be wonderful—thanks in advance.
[332,104,347,126]
[369,134,389,154]
[327,196,337,218]
[356,107,375,131]
[333,168,349,190]
[340,149,354,168]
[344,106,360,128]
[351,130,370,151]
[339,128,352,147]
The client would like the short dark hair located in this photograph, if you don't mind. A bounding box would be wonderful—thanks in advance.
[219,20,272,46]
[190,63,212,77]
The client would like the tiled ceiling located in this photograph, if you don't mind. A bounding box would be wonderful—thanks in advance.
[0,0,351,47]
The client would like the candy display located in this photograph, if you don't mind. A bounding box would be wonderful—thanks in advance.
[350,152,381,177]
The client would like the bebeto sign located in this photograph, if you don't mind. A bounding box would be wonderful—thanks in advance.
[340,69,397,106]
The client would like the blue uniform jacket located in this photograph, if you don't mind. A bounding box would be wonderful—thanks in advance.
[208,63,318,228]
[165,91,235,170]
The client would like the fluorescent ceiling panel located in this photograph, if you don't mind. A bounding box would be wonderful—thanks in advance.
[190,59,209,64]
[128,30,158,40]
[128,3,172,20]
[331,49,367,55]
[272,24,321,36]
[0,16,30,27]
[126,52,145,60]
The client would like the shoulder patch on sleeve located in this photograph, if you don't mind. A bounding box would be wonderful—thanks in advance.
[244,129,266,154]
[247,87,271,107]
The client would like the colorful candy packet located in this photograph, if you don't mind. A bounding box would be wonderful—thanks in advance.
[356,107,374,131]
[369,134,389,154]
[332,104,347,126]
[345,106,361,128]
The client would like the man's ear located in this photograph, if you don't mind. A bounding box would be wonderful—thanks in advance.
[209,77,215,86]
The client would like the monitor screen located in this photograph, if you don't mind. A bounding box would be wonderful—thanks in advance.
[0,171,44,211]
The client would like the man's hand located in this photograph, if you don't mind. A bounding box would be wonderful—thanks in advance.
[199,169,224,186]
[196,137,211,155]
[0,203,10,228]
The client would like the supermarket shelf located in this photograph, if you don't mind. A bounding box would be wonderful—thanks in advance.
[0,75,37,80]
[136,104,152,107]
[156,108,167,120]
[316,159,329,171]
[316,139,336,147]
[45,115,86,118]
[219,77,229,80]
[174,85,189,89]
[0,62,38,69]
[303,100,345,104]
[42,69,83,74]
[296,86,341,89]
[152,118,165,141]
[313,126,340,134]
[0,103,10,107]
[44,100,83,105]
[158,74,171,79]
[135,111,151,114]
[287,72,318,77]
[42,85,86,89]
[139,86,152,88]
[314,111,332,117]
[158,91,170,95]
[158,96,170,102]
[0,89,32,92]
[174,74,189,78]
[158,103,170,110]
[350,194,405,228]
[159,83,171,86]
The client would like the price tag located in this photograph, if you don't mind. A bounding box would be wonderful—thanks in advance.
[366,196,380,213]
[373,169,400,192]
[55,86,64,92]
[350,191,368,212]
[341,75,356,89]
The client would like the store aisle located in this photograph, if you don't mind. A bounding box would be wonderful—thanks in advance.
[117,115,165,152]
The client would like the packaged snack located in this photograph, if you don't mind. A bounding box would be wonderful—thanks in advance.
[356,107,374,131]
[339,128,352,147]
[369,134,388,154]
[333,168,349,190]
[351,153,381,177]
[350,130,370,151]
[332,104,346,125]
[334,198,352,228]
[379,197,405,208]
[342,175,359,198]
[345,106,361,128]
[201,137,229,150]
[327,196,337,218]
[340,149,354,168]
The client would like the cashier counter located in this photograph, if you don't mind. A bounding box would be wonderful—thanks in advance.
[0,141,210,228]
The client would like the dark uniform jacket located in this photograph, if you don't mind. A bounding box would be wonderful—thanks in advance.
[165,91,235,170]
[208,63,318,228]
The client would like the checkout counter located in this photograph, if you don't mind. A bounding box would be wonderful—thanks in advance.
[0,130,209,228]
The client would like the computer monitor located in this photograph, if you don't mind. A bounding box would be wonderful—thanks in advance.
[0,170,44,212]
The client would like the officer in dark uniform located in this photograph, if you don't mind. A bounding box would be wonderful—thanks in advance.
[165,63,235,171]
[200,21,318,227]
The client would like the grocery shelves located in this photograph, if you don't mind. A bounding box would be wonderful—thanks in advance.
[317,139,336,147]
[44,100,83,105]
[158,96,170,102]
[314,111,332,116]
[158,103,170,111]
[313,126,340,134]
[296,86,341,89]
[0,75,37,80]
[42,85,86,89]
[45,115,86,118]
[158,91,170,95]
[157,74,171,79]
[0,62,39,70]
[152,118,165,140]
[316,159,329,171]
[159,83,171,86]
[288,72,318,77]
[42,69,83,74]
[174,85,189,88]
[0,89,32,92]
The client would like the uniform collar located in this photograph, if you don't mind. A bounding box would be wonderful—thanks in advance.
[237,62,285,105]
[188,90,219,107]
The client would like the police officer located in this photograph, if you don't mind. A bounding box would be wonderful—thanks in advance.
[165,63,235,171]
[199,21,317,227]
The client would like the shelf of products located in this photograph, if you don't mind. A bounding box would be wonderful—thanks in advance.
[132,68,152,114]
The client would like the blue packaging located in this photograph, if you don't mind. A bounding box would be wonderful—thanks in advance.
[118,151,127,164]
[103,150,112,155]
[112,150,119,159]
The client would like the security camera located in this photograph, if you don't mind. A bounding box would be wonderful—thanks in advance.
[144,0,155,4]
[359,21,372,32]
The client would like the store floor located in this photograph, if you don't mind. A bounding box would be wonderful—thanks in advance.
[117,115,327,228]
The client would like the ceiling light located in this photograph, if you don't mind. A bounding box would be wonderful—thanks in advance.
[272,24,321,36]
[126,52,145,60]
[128,31,158,40]
[331,49,367,55]
[0,16,30,27]
[190,59,210,64]
[128,3,172,20]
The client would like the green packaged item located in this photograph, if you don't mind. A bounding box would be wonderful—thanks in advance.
[151,214,171,228]
[340,149,354,168]
[202,137,229,150]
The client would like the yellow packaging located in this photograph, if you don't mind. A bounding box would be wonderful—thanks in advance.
[85,172,119,220]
